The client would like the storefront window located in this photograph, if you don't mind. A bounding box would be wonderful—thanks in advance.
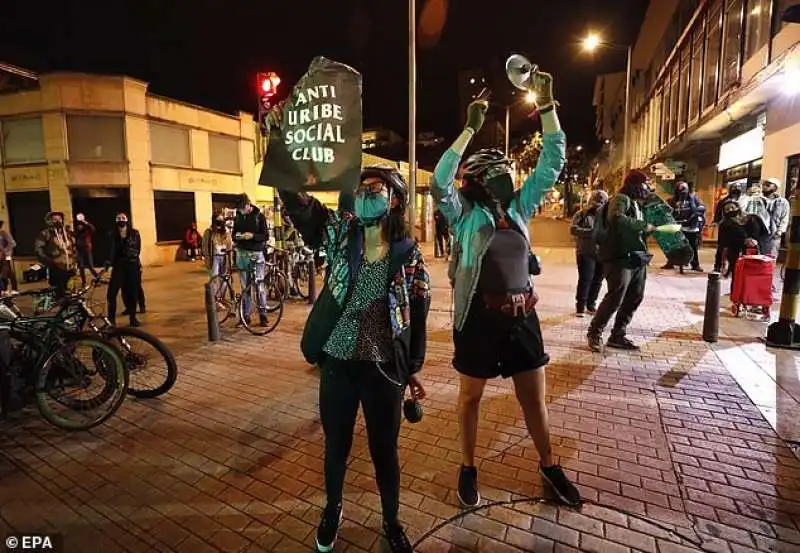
[689,26,704,124]
[1,117,46,165]
[720,0,744,93]
[67,115,126,162]
[669,65,680,140]
[745,0,772,61]
[703,1,723,112]
[678,47,690,134]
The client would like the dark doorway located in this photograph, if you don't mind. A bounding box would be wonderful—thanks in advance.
[211,193,241,218]
[70,188,131,266]
[7,191,50,257]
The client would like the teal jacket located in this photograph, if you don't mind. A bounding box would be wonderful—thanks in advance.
[431,127,566,331]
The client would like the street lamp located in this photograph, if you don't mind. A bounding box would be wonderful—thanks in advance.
[490,92,537,158]
[408,0,417,231]
[582,32,632,171]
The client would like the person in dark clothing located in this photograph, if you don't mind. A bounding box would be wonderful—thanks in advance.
[121,265,146,316]
[570,190,608,317]
[34,211,77,299]
[588,170,657,352]
[433,208,451,258]
[663,182,705,271]
[73,213,100,286]
[0,220,18,293]
[232,194,270,326]
[713,183,743,272]
[106,213,142,327]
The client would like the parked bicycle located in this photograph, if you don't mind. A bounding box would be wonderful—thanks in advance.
[271,245,314,300]
[0,293,128,430]
[3,272,178,399]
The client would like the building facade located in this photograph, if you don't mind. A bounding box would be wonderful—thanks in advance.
[595,0,800,240]
[0,69,257,267]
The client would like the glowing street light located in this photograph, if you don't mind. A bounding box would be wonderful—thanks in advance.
[582,33,601,52]
[581,31,632,170]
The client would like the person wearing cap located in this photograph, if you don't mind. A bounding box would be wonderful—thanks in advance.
[431,69,581,510]
[571,189,609,316]
[232,194,270,327]
[106,213,142,327]
[764,178,790,258]
[587,169,657,353]
[663,181,705,272]
[34,211,77,299]
[73,213,100,287]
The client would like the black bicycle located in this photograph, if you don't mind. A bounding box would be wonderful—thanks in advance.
[0,298,128,431]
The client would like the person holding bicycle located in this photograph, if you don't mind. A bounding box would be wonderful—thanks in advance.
[266,100,430,551]
[203,213,233,278]
[232,194,270,327]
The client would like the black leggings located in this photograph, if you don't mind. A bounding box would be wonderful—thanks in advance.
[107,263,141,323]
[319,357,403,523]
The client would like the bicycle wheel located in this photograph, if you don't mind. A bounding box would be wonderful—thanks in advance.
[265,270,287,312]
[209,275,235,324]
[238,281,283,336]
[103,327,177,399]
[35,333,128,431]
[292,261,311,300]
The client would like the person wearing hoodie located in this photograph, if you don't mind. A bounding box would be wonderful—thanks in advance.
[587,170,657,353]
[232,194,270,327]
[712,183,743,272]
[73,213,100,286]
[570,190,608,317]
[431,69,581,510]
[663,181,705,272]
[34,211,77,299]
[742,183,772,238]
[106,213,142,327]
[763,178,790,258]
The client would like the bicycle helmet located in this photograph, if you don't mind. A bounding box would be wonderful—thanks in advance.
[461,149,512,184]
[360,165,408,208]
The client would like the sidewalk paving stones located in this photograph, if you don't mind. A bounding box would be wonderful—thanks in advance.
[1,218,799,552]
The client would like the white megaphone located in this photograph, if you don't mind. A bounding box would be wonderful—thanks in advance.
[505,54,539,91]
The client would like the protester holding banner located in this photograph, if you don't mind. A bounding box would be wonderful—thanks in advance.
[265,107,430,553]
[431,70,581,508]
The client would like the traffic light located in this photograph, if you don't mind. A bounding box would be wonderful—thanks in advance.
[257,72,281,136]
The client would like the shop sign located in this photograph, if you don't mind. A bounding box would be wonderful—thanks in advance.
[718,127,763,171]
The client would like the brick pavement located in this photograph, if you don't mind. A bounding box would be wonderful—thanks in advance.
[2,218,800,553]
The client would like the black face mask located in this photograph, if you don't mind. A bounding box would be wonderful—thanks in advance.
[116,221,128,229]
[483,174,515,205]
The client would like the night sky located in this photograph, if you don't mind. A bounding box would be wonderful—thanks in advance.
[1,0,647,151]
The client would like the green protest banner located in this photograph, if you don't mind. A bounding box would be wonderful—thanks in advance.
[258,56,363,192]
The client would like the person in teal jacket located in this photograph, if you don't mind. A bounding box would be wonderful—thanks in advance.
[431,69,580,508]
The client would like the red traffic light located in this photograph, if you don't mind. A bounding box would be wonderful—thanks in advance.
[257,72,281,97]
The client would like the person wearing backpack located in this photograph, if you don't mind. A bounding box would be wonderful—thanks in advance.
[587,170,656,353]
[570,190,608,317]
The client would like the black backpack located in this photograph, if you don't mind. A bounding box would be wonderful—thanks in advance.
[592,203,610,245]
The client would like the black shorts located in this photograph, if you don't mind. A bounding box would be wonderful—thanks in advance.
[453,295,549,379]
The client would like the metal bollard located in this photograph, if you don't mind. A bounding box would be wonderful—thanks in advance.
[308,261,317,305]
[702,272,721,343]
[204,282,220,342]
[767,187,800,349]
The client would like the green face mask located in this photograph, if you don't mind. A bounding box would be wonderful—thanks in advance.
[355,193,389,225]
[484,174,515,205]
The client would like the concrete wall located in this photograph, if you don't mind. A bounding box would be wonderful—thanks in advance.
[763,94,800,192]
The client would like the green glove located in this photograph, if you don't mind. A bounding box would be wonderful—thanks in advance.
[532,71,554,106]
[465,99,488,133]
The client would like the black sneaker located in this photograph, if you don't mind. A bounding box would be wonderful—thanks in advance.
[587,333,603,353]
[692,266,704,273]
[259,314,269,327]
[586,305,597,314]
[457,465,480,507]
[315,503,342,553]
[575,304,585,318]
[541,464,581,506]
[383,521,413,553]
[607,335,640,350]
